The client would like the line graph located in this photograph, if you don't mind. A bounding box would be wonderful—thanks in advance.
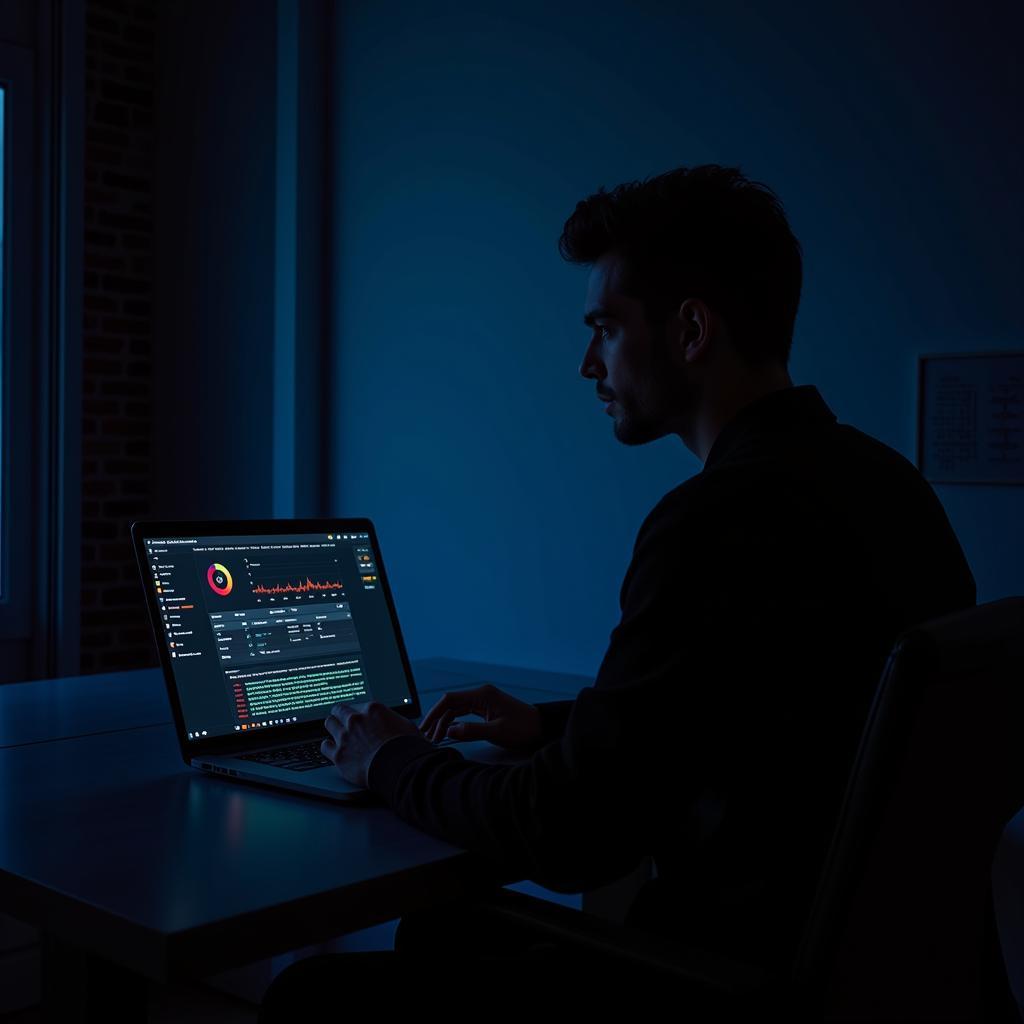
[252,576,344,596]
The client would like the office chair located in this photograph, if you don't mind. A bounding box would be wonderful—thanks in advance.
[444,596,1024,1020]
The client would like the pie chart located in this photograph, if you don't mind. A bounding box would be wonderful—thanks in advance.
[207,562,233,596]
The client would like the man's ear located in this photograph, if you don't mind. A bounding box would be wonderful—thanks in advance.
[667,298,710,368]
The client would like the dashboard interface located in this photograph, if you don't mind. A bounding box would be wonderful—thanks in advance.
[140,530,413,743]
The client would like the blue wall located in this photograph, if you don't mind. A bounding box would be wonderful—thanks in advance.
[328,0,1023,677]
[154,0,278,520]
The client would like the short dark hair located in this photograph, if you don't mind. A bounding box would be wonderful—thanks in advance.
[558,164,803,369]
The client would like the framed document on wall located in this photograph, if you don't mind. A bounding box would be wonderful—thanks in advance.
[917,351,1024,484]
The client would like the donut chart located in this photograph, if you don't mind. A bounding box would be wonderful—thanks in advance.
[207,562,233,596]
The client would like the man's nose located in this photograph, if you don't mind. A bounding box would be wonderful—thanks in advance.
[579,337,603,380]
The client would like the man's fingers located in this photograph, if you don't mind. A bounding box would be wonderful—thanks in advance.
[321,736,337,760]
[324,714,341,743]
[419,692,468,735]
[420,684,504,735]
[446,720,494,741]
[430,709,457,743]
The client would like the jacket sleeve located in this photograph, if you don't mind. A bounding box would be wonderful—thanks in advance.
[532,699,575,744]
[367,503,711,892]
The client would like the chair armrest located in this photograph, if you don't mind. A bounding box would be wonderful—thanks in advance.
[472,886,783,1002]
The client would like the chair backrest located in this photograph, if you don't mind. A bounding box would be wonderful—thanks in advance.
[792,596,1024,1020]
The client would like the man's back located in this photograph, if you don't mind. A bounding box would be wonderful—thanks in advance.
[366,384,976,975]
[611,383,976,969]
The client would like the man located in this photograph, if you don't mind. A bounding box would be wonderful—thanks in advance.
[258,165,976,1017]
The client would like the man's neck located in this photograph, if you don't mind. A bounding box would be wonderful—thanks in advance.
[688,366,794,464]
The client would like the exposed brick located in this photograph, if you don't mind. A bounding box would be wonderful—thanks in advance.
[83,520,119,540]
[84,564,119,583]
[97,209,149,232]
[89,125,130,148]
[103,498,148,517]
[100,36,141,61]
[94,101,130,128]
[100,415,147,436]
[84,0,156,674]
[104,648,148,669]
[84,478,118,497]
[105,458,147,474]
[101,80,152,107]
[87,143,122,166]
[84,356,122,375]
[122,65,153,86]
[86,335,126,354]
[84,251,128,271]
[102,586,140,606]
[121,24,154,48]
[131,107,154,131]
[118,625,151,645]
[101,274,148,294]
[85,228,117,247]
[101,316,148,334]
[101,170,149,193]
[86,11,122,35]
[84,293,118,313]
[84,398,120,416]
[83,608,127,628]
[84,438,121,455]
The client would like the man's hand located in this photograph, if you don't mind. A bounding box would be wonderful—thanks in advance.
[418,683,544,752]
[322,701,422,788]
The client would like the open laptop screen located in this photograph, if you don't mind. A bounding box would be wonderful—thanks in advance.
[135,524,415,746]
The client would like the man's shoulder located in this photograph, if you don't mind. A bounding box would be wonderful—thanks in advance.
[638,465,749,538]
[634,475,710,547]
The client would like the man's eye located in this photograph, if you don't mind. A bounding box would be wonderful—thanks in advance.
[596,325,611,339]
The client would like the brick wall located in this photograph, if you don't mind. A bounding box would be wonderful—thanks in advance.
[81,0,158,673]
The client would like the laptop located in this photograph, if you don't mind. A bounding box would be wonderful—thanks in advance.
[130,517,458,803]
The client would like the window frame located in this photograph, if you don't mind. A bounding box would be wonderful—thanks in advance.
[0,40,34,643]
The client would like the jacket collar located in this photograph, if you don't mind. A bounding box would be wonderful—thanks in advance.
[702,384,838,471]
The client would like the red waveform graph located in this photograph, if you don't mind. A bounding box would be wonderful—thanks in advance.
[252,576,344,595]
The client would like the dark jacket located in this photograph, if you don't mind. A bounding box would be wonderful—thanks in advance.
[367,384,977,971]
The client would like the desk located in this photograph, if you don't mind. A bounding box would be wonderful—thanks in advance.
[0,659,588,1019]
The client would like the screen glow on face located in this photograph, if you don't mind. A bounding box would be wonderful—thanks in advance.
[207,562,233,596]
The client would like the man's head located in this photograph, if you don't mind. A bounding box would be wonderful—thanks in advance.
[559,164,802,459]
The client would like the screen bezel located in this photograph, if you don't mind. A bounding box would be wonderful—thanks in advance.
[130,517,423,763]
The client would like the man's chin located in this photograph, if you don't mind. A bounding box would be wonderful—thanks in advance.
[613,416,663,447]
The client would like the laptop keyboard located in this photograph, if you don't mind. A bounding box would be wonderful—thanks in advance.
[238,734,458,772]
[238,741,333,772]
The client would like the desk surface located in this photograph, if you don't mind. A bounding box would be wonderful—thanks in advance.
[0,657,585,749]
[0,660,588,982]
